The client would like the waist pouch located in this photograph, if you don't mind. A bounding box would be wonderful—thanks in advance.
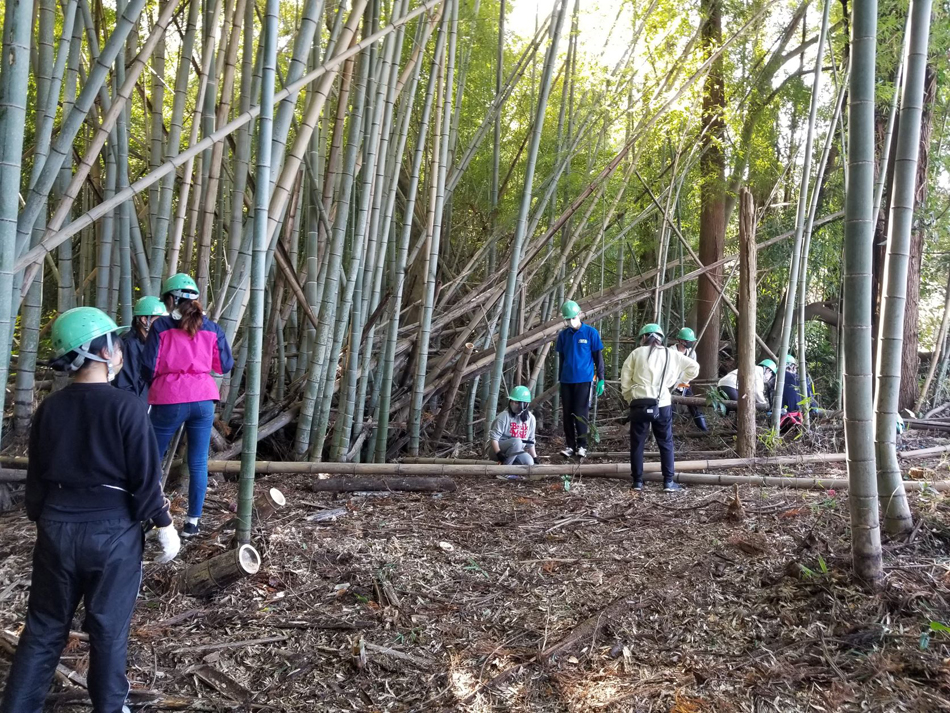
[629,398,661,424]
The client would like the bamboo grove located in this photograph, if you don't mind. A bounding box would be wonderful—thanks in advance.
[1,0,949,581]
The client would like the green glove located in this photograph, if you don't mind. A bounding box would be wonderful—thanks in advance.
[596,379,605,397]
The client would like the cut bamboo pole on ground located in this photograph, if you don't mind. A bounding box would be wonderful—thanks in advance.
[200,444,950,478]
[178,544,262,597]
[311,476,457,493]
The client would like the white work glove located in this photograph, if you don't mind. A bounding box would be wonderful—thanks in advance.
[154,524,181,564]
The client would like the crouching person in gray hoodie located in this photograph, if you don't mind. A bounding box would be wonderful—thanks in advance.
[489,385,538,466]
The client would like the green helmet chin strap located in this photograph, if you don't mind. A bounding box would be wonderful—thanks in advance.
[69,332,117,378]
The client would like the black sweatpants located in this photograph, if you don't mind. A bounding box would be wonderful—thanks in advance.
[630,405,675,482]
[560,382,592,450]
[1,518,143,713]
[719,385,739,412]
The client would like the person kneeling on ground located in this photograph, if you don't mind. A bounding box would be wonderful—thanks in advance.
[717,358,776,412]
[1,307,180,713]
[490,385,538,471]
[621,324,699,492]
[779,354,816,431]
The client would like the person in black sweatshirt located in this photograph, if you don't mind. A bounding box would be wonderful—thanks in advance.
[1,307,180,713]
[113,295,168,403]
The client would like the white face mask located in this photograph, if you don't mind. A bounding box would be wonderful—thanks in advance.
[569,317,581,330]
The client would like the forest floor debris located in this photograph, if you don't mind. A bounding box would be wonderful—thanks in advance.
[1,434,950,711]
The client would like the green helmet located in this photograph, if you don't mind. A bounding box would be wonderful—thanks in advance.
[561,300,581,319]
[161,273,199,298]
[508,385,532,403]
[133,296,169,317]
[50,307,127,359]
[785,354,797,366]
[638,323,664,338]
[758,358,778,373]
[675,327,696,342]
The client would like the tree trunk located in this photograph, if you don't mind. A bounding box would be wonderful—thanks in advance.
[898,62,936,413]
[736,189,757,458]
[695,0,726,380]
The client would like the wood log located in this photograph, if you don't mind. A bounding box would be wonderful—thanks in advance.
[310,476,457,493]
[178,544,261,597]
[0,469,25,482]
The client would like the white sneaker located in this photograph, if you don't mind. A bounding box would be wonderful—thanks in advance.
[576,447,588,458]
[560,447,574,457]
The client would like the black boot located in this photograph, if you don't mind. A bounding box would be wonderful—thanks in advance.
[663,478,683,492]
[693,414,709,432]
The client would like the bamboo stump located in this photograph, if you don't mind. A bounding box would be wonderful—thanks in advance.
[311,477,457,493]
[253,487,287,522]
[179,545,261,597]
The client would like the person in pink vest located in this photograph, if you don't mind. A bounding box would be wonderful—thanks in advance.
[143,273,233,539]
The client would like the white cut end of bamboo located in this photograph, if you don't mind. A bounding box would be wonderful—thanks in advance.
[238,544,262,575]
[269,488,286,508]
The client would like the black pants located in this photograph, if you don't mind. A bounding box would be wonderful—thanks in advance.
[560,382,592,450]
[1,519,143,713]
[630,405,675,482]
[679,386,708,430]
[720,385,739,412]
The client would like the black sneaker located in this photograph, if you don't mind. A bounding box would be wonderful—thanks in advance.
[181,522,200,539]
[631,479,643,491]
[663,481,683,492]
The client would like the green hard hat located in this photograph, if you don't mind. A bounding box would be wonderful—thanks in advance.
[675,327,696,342]
[161,273,199,297]
[638,323,664,338]
[561,300,581,319]
[133,296,169,317]
[758,358,778,372]
[508,385,532,403]
[785,354,798,366]
[50,307,127,359]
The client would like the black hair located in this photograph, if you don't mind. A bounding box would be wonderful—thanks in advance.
[132,315,150,342]
[48,333,121,373]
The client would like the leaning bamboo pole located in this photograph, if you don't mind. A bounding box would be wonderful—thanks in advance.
[15,0,446,283]
[872,0,932,537]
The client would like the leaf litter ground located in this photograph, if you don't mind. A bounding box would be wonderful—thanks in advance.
[2,435,950,711]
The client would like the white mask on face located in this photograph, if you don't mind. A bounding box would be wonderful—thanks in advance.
[569,317,581,330]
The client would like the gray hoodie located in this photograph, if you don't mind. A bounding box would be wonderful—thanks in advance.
[489,409,537,447]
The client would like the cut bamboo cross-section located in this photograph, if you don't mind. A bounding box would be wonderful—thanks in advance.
[179,544,261,597]
[253,487,286,522]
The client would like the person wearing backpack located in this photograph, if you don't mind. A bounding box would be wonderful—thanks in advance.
[620,324,699,492]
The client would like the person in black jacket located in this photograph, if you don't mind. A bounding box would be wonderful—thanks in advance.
[1,307,180,713]
[114,296,168,403]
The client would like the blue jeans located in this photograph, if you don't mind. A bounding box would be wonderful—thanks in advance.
[150,401,215,519]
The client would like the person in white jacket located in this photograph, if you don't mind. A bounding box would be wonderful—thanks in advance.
[717,358,777,410]
[621,323,699,492]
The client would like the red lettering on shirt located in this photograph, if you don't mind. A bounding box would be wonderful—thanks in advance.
[509,422,529,439]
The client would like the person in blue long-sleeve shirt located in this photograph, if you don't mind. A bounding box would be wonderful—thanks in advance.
[555,300,605,458]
